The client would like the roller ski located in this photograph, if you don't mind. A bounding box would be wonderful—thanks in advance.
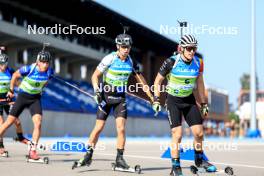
[13,136,46,150]
[0,148,9,157]
[190,152,234,175]
[26,150,49,164]
[72,148,93,169]
[190,165,234,175]
[111,155,141,174]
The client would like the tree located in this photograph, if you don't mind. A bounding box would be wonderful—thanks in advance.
[240,73,259,90]
[228,112,239,123]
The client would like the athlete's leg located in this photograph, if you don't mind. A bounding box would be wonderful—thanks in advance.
[112,97,130,169]
[88,119,106,147]
[190,124,204,151]
[27,96,43,160]
[185,104,216,171]
[114,117,130,169]
[76,104,111,167]
[32,114,42,145]
[29,97,43,144]
[14,118,30,144]
[14,119,24,134]
[116,117,126,150]
[0,110,4,145]
[113,99,127,150]
[1,93,28,154]
[0,105,9,153]
[4,103,29,144]
[0,116,16,157]
[0,110,5,153]
[184,104,204,153]
[5,93,28,137]
[27,114,42,160]
[166,94,183,175]
[171,126,183,158]
[88,103,111,148]
[0,115,3,125]
[0,115,16,138]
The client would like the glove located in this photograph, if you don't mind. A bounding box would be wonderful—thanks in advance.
[152,96,161,115]
[93,90,102,105]
[6,89,14,101]
[200,103,209,117]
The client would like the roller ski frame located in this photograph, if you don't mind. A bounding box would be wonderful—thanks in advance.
[13,137,46,151]
[0,151,9,157]
[190,165,234,175]
[111,163,142,174]
[26,155,49,164]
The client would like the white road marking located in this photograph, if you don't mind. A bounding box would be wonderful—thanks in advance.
[96,153,264,170]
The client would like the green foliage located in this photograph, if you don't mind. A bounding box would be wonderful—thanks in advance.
[228,112,239,123]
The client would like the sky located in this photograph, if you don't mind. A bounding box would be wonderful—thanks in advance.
[96,0,264,108]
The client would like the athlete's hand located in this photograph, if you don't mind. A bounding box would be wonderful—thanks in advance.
[93,90,102,105]
[6,89,14,101]
[200,103,209,117]
[152,96,161,116]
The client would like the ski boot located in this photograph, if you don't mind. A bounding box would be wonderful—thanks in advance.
[170,158,183,176]
[116,155,130,169]
[72,148,93,169]
[26,149,49,164]
[0,141,8,157]
[195,152,216,172]
[111,155,141,174]
[170,166,183,176]
[26,142,49,164]
[0,147,8,157]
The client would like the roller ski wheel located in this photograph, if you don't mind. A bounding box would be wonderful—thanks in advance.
[190,165,198,174]
[26,155,49,164]
[224,166,234,175]
[111,162,141,174]
[0,151,9,158]
[190,165,234,175]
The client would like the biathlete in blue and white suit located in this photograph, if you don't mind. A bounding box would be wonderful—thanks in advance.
[74,33,154,169]
[0,49,29,156]
[0,49,53,160]
[153,35,215,176]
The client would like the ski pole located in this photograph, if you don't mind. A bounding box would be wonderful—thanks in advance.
[51,75,94,98]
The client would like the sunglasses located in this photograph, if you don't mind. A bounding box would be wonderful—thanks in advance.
[120,45,131,49]
[185,46,197,52]
[0,62,7,66]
